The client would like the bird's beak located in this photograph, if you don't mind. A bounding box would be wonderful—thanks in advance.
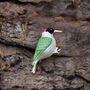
[53,30,62,34]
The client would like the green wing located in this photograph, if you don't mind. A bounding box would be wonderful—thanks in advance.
[32,37,52,66]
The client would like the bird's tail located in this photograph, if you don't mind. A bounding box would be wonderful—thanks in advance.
[32,60,38,74]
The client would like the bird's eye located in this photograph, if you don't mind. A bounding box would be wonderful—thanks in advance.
[49,28,53,32]
[46,28,54,34]
[50,28,53,30]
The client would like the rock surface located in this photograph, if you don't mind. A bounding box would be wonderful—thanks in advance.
[0,0,90,90]
[19,0,52,3]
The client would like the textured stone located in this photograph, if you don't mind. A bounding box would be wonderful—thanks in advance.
[0,2,25,18]
[0,19,90,57]
[70,78,84,89]
[0,0,90,90]
[76,54,90,82]
[0,0,90,20]
[19,0,52,3]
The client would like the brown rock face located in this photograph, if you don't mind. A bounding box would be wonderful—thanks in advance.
[19,0,52,3]
[0,0,90,90]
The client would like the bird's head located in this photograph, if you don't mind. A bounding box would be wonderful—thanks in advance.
[42,28,62,34]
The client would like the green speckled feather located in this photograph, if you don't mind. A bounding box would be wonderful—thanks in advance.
[32,37,52,66]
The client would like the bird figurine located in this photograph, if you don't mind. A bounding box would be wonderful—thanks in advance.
[32,28,62,73]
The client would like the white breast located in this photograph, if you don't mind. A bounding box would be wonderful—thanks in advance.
[38,32,56,60]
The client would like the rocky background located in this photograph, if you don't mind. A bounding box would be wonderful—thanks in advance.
[0,0,90,90]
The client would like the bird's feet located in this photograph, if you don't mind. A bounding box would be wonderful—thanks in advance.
[54,47,61,54]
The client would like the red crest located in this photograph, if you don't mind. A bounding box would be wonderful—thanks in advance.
[43,28,47,32]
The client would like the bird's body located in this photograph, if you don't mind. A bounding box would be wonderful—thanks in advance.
[32,28,62,73]
[39,32,56,60]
